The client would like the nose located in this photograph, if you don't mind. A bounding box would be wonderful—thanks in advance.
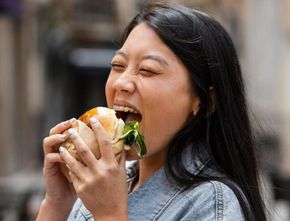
[112,71,136,94]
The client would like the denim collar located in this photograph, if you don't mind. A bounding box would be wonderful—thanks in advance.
[127,146,211,220]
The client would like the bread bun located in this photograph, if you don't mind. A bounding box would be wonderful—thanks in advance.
[60,107,125,181]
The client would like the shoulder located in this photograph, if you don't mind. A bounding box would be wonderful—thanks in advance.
[189,181,245,220]
[160,180,245,221]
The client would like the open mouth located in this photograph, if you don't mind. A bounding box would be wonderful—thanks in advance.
[114,105,142,123]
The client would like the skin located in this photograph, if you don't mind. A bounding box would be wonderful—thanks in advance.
[106,22,200,186]
[36,22,200,220]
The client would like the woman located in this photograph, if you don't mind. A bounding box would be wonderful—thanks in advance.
[37,3,266,221]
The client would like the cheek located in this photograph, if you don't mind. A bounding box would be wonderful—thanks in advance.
[105,75,114,106]
[137,79,193,157]
[141,94,193,153]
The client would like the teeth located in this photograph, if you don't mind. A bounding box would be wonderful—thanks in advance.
[113,105,138,114]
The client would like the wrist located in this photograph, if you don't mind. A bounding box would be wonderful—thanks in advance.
[36,197,75,221]
[44,194,76,208]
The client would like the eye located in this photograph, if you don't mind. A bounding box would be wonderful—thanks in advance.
[139,68,158,76]
[111,63,125,73]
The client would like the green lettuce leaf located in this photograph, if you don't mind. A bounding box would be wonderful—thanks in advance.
[120,121,147,157]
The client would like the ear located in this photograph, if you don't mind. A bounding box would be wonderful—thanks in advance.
[208,86,216,115]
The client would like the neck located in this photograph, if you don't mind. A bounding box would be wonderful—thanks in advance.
[134,151,166,190]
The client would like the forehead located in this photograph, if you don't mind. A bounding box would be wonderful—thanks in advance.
[121,22,167,52]
[126,22,159,40]
[119,22,179,63]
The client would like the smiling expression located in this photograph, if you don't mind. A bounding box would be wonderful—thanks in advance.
[105,22,200,160]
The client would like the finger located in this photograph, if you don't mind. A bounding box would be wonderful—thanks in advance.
[43,134,70,154]
[49,118,76,135]
[43,153,64,177]
[68,171,83,195]
[45,152,64,164]
[90,117,115,161]
[59,146,86,180]
[44,153,64,169]
[119,151,126,170]
[68,128,97,168]
[69,170,80,184]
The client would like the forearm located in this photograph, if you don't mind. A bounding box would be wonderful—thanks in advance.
[36,198,73,221]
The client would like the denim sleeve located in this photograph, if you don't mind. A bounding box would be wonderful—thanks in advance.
[67,199,83,221]
[67,198,94,221]
[158,181,245,221]
[218,181,245,221]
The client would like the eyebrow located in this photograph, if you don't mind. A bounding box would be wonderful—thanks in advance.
[115,50,127,58]
[141,55,169,66]
[114,50,169,66]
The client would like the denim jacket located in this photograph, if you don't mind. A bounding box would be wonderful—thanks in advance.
[67,147,245,221]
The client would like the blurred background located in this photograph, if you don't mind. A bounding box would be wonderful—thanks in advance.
[0,0,289,220]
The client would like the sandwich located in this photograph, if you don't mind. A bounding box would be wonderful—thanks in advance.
[60,106,146,181]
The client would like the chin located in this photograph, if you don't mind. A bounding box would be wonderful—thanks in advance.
[125,149,142,161]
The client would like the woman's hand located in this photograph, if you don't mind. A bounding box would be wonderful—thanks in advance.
[59,116,129,220]
[39,119,77,217]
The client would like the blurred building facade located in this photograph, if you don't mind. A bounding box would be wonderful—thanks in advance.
[0,0,290,220]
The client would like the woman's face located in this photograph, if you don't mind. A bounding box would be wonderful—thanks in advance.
[106,22,199,160]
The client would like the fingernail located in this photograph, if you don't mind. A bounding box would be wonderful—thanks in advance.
[59,146,66,154]
[63,120,69,125]
[63,118,75,125]
[59,134,67,140]
[68,128,76,136]
[90,117,98,125]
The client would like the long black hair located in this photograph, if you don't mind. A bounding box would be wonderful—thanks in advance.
[121,2,266,221]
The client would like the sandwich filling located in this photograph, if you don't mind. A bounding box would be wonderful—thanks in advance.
[78,106,146,157]
[112,105,145,156]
